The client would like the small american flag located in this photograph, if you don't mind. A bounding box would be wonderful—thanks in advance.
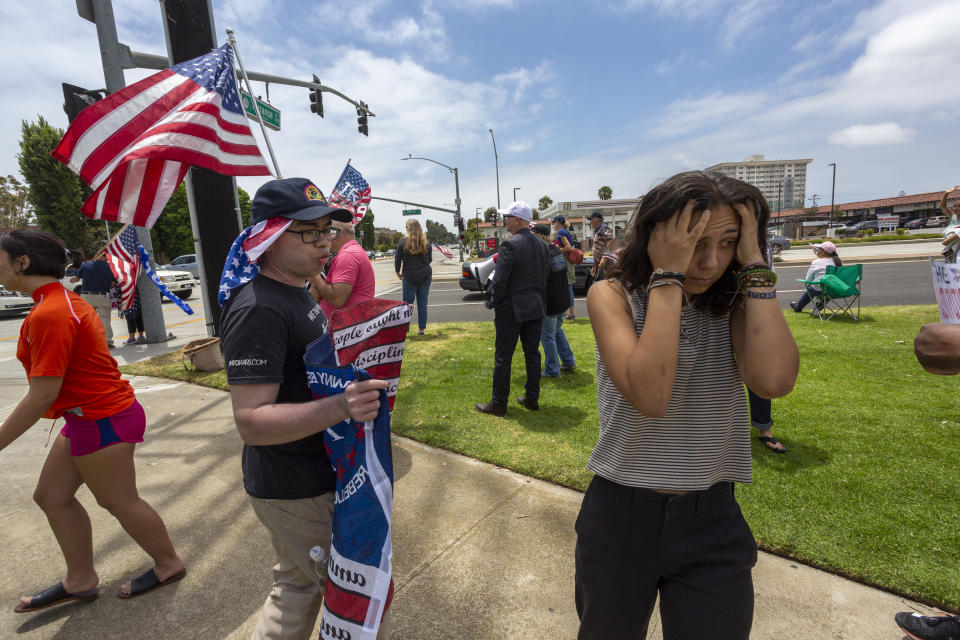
[52,44,271,229]
[431,242,452,259]
[218,217,292,306]
[104,226,142,311]
[327,164,372,227]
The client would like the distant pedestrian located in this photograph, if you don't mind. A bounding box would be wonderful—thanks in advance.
[71,252,117,348]
[551,214,578,320]
[588,212,613,281]
[789,241,842,313]
[395,218,433,336]
[475,201,549,416]
[532,223,576,377]
[1,229,185,613]
[577,171,798,639]
[121,289,146,345]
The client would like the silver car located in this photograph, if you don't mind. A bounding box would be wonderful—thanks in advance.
[0,285,34,317]
[160,253,199,277]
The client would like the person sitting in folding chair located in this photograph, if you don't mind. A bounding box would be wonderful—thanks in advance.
[790,241,842,313]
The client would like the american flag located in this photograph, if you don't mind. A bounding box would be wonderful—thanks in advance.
[431,242,452,259]
[51,44,271,229]
[104,226,142,311]
[217,217,292,306]
[327,164,372,227]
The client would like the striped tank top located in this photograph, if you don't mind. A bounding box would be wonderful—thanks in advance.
[587,286,752,491]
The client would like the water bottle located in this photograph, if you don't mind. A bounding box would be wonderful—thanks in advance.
[310,545,328,581]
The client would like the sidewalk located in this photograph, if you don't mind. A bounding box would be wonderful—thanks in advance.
[0,378,934,639]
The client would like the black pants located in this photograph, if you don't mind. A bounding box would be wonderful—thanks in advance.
[125,313,144,335]
[747,388,772,429]
[575,475,757,640]
[491,306,542,406]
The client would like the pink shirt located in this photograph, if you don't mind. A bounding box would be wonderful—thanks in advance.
[320,239,376,320]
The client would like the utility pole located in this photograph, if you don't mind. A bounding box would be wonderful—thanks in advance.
[85,0,167,343]
[808,194,820,208]
[513,186,521,202]
[489,129,500,209]
[160,0,243,336]
[475,207,483,256]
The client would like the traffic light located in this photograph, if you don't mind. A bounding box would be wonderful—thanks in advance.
[61,83,105,124]
[309,75,323,117]
[356,101,368,136]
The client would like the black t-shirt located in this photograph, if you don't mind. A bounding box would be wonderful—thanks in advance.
[220,276,337,499]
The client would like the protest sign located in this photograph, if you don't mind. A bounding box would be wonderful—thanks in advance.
[930,258,960,324]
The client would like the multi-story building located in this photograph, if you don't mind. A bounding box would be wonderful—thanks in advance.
[705,155,812,211]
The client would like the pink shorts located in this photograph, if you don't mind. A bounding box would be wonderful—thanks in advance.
[60,400,146,457]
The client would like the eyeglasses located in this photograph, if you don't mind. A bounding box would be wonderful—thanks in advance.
[285,227,339,243]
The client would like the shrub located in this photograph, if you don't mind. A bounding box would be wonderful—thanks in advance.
[896,227,906,235]
[865,229,875,236]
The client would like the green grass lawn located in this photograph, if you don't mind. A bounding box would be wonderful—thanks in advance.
[121,306,960,610]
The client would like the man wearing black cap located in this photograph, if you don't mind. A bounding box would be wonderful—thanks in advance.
[588,211,613,281]
[476,201,549,416]
[220,178,391,640]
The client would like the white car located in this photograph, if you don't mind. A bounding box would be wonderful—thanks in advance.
[157,269,198,300]
[0,285,34,317]
[375,251,384,259]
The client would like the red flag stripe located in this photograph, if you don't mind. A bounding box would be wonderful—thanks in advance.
[323,580,370,625]
[179,101,258,136]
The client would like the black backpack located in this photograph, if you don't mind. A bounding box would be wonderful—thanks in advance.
[545,247,570,316]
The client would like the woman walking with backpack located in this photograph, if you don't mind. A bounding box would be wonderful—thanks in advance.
[551,215,578,320]
[395,218,433,335]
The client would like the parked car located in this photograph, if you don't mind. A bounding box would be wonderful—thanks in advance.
[840,220,880,235]
[366,250,375,260]
[904,218,928,229]
[0,285,34,317]
[160,253,199,277]
[459,256,595,295]
[374,251,384,259]
[926,215,949,228]
[767,233,791,255]
[157,269,198,300]
[386,249,396,257]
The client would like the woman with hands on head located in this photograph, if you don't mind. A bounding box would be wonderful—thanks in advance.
[576,171,798,640]
[0,229,184,615]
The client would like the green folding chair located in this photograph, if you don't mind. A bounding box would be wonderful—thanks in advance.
[797,264,862,321]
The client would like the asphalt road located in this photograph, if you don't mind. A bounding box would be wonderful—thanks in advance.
[415,257,938,324]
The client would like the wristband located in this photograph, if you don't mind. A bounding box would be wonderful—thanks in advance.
[745,289,776,299]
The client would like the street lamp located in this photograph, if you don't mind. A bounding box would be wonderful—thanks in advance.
[828,163,837,231]
[401,154,463,261]
[489,128,500,209]
[513,186,521,202]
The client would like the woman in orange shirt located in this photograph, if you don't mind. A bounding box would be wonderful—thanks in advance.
[0,229,184,613]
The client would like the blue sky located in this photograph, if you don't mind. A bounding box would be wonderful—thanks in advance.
[1,0,957,231]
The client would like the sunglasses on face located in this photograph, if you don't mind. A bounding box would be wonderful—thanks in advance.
[285,227,339,243]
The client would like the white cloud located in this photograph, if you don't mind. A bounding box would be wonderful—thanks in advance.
[828,122,914,146]
[650,91,769,138]
[506,138,533,152]
[314,0,451,61]
[719,0,774,49]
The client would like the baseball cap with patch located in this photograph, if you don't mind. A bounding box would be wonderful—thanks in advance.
[250,177,352,225]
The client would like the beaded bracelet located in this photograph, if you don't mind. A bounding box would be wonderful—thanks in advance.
[648,268,686,288]
[738,261,768,272]
[647,278,689,305]
[736,267,777,290]
[741,275,776,289]
[745,289,776,299]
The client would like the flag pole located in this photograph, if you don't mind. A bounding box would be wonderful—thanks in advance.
[226,28,282,179]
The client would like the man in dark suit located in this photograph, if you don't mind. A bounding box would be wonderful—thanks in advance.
[476,201,549,416]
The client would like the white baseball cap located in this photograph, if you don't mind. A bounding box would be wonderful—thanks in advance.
[498,201,533,222]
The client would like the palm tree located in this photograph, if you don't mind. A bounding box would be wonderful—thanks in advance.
[539,195,553,212]
[598,186,613,201]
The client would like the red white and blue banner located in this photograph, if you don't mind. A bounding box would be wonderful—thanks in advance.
[327,163,372,228]
[217,217,291,306]
[930,257,960,324]
[302,298,412,640]
[329,299,413,412]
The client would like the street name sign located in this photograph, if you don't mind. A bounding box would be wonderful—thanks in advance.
[239,90,281,131]
[402,209,421,216]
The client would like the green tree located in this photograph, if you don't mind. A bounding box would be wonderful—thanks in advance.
[538,195,553,212]
[18,116,104,254]
[598,185,613,201]
[0,175,33,228]
[357,209,375,250]
[483,206,498,223]
[424,219,456,245]
[464,217,481,247]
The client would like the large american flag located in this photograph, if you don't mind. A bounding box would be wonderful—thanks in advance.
[51,44,271,229]
[327,164,372,227]
[104,226,142,311]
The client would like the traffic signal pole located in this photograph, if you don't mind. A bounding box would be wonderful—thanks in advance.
[84,0,168,344]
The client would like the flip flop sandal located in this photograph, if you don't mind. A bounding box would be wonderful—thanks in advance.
[117,567,187,599]
[14,582,99,613]
[758,436,787,454]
